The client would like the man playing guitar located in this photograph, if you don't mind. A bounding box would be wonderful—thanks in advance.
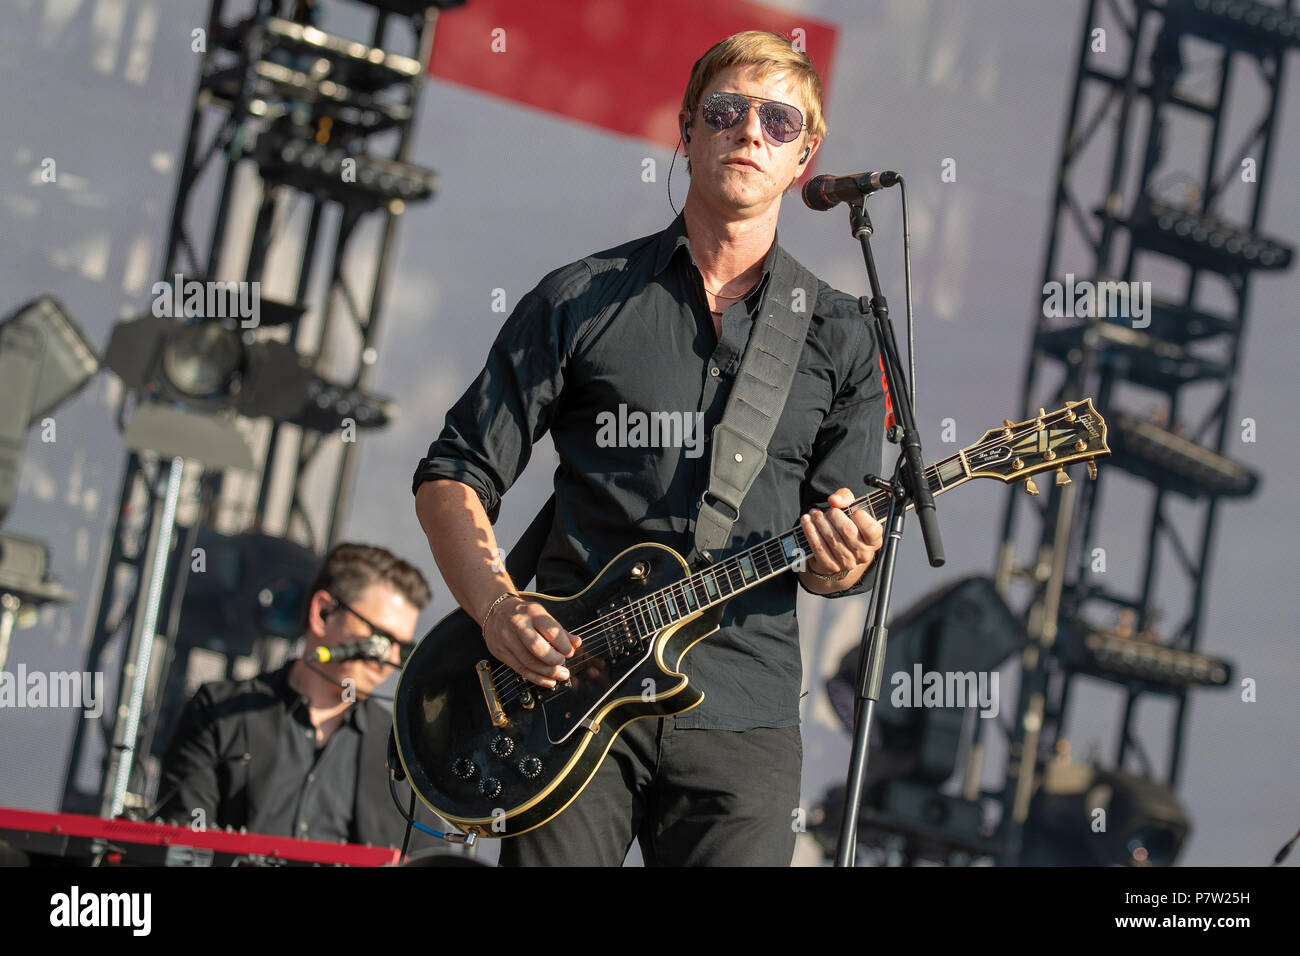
[413,30,885,866]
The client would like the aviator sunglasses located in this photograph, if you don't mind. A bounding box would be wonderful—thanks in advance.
[698,90,806,145]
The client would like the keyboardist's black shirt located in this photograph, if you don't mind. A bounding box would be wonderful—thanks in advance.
[413,213,887,730]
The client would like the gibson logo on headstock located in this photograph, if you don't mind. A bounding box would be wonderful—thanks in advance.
[968,446,1012,468]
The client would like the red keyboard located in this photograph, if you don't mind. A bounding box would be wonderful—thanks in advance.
[0,807,401,866]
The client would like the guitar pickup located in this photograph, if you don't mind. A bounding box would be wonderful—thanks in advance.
[476,660,509,728]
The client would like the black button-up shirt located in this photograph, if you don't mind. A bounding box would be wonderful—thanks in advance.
[413,213,887,730]
[249,666,363,842]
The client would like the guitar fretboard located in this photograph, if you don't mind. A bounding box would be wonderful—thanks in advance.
[620,453,968,637]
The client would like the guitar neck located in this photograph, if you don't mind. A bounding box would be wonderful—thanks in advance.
[623,452,974,635]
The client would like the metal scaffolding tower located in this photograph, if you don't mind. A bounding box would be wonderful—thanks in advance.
[60,0,455,816]
[994,0,1295,863]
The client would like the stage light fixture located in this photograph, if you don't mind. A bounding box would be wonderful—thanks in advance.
[1022,760,1191,866]
[1126,196,1294,275]
[160,321,244,400]
[826,576,1027,785]
[1062,622,1234,692]
[174,528,321,655]
[0,297,98,524]
[1107,409,1259,499]
[104,305,395,435]
[252,125,437,210]
[1166,0,1300,55]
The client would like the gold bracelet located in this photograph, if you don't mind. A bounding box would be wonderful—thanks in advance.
[481,591,521,630]
[806,563,852,583]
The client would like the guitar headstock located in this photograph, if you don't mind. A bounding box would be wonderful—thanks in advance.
[964,399,1110,494]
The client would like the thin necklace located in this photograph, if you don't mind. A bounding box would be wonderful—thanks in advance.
[703,281,751,299]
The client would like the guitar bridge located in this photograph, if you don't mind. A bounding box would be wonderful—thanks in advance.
[476,660,509,728]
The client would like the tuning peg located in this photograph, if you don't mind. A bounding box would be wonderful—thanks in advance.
[1088,461,1098,481]
[1023,477,1039,496]
[1055,468,1071,486]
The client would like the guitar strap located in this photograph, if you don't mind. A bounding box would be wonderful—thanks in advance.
[503,492,556,590]
[690,247,818,566]
[502,246,819,589]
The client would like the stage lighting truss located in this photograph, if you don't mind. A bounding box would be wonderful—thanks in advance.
[1166,0,1300,56]
[208,16,419,133]
[201,12,439,212]
[1106,409,1259,499]
[1126,197,1294,275]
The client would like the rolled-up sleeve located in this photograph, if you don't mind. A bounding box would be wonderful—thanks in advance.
[798,311,888,600]
[412,263,592,523]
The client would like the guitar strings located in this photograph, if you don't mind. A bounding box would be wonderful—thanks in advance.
[489,524,813,700]
[486,413,1091,701]
[490,541,792,702]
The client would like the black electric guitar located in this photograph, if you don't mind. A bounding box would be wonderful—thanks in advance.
[393,400,1110,837]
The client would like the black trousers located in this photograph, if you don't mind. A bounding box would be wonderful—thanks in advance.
[497,715,802,867]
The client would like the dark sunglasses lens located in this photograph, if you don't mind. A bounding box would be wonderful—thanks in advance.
[759,103,803,142]
[701,93,747,131]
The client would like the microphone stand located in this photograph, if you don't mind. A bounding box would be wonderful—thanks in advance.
[833,195,945,867]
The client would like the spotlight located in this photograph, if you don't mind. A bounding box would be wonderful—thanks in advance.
[160,322,244,400]
[1022,759,1191,865]
[0,297,98,523]
[1127,197,1293,276]
[1062,622,1234,692]
[175,528,320,655]
[827,576,1027,784]
[1166,0,1300,55]
[103,288,395,435]
[145,528,320,763]
[251,124,437,210]
[1107,409,1259,499]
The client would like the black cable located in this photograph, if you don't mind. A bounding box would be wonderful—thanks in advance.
[667,136,683,216]
[401,789,416,863]
[387,768,444,848]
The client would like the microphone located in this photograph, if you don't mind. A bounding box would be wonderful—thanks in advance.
[802,170,900,211]
[313,635,412,665]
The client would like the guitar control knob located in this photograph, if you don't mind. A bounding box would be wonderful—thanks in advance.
[490,735,515,758]
[479,776,503,800]
[518,756,543,779]
[451,757,477,780]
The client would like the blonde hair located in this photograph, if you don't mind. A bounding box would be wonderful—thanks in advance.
[681,31,827,144]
